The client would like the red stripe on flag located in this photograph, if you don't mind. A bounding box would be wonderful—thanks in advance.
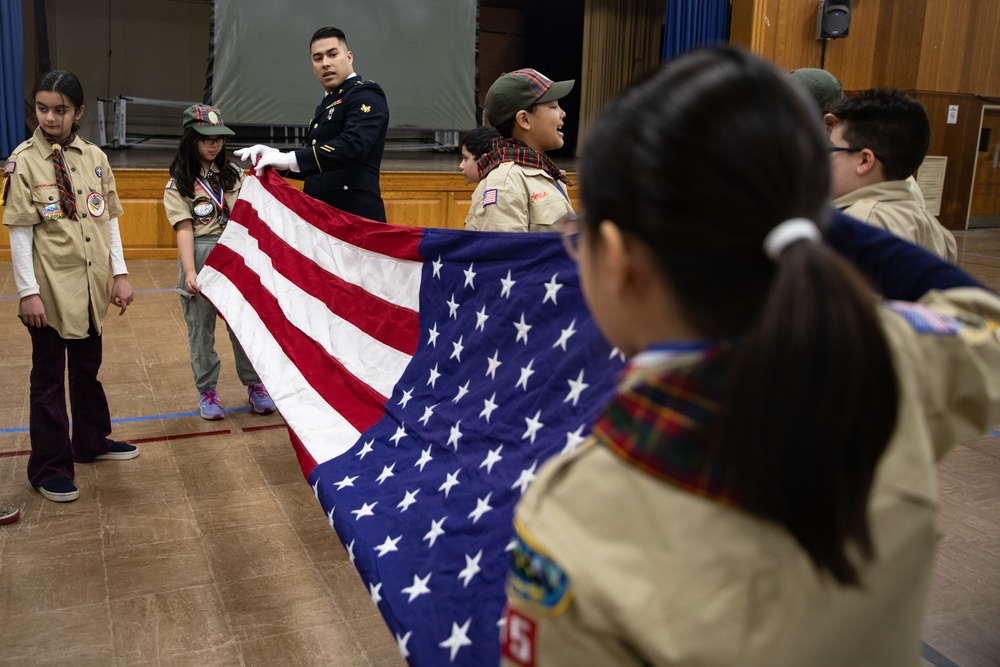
[258,170,423,261]
[289,427,318,478]
[238,203,421,355]
[206,243,387,432]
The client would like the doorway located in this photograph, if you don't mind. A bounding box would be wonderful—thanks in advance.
[968,106,1000,228]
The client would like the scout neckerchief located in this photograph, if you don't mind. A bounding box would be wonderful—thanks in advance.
[42,130,79,220]
[591,344,741,507]
[194,169,229,228]
[477,138,572,186]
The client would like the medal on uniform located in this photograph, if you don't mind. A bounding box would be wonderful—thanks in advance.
[195,173,227,226]
[87,191,106,217]
[191,196,215,224]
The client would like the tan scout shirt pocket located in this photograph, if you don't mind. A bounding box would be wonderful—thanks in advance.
[527,190,571,231]
[31,186,65,223]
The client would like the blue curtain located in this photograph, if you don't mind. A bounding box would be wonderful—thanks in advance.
[1,0,25,158]
[663,0,732,61]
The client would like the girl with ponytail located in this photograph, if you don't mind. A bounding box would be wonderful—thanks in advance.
[501,48,1000,666]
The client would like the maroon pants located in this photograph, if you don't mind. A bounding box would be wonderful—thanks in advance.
[27,323,113,488]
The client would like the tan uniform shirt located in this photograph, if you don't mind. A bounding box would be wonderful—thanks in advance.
[3,127,124,338]
[464,162,573,232]
[835,180,958,262]
[162,164,244,236]
[503,287,1000,667]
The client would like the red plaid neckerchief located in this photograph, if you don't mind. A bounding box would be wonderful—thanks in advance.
[592,346,740,506]
[42,130,79,220]
[477,138,571,186]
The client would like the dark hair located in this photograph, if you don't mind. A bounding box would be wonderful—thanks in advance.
[580,47,899,586]
[493,103,537,140]
[310,26,347,48]
[462,126,501,157]
[827,88,930,180]
[168,127,237,200]
[33,70,85,113]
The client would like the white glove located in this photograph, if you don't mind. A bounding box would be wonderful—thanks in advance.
[253,150,300,175]
[234,144,278,164]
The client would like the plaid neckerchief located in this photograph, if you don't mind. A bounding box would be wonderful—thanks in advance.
[592,345,739,506]
[42,130,79,220]
[477,138,571,186]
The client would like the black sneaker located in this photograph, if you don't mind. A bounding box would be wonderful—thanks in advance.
[94,440,139,461]
[38,477,80,502]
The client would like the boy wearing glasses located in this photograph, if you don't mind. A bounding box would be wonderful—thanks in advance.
[827,88,957,261]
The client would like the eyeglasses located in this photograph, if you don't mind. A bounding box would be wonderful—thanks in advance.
[829,145,885,162]
[198,136,225,145]
[557,211,584,261]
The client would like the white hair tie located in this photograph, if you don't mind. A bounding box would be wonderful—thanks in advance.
[763,218,821,260]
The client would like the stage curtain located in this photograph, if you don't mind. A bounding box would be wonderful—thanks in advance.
[663,0,732,61]
[1,0,25,158]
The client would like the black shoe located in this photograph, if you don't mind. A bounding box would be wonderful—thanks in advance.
[94,440,139,461]
[38,477,80,502]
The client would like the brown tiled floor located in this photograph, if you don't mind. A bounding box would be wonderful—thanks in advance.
[0,230,998,666]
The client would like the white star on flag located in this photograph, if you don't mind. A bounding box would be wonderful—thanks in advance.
[402,573,432,602]
[439,619,473,661]
[375,534,402,557]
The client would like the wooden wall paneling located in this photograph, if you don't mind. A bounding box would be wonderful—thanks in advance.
[912,91,985,229]
[916,0,973,94]
[960,2,1000,97]
[823,0,882,89]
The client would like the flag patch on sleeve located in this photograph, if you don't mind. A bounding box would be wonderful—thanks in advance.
[483,188,499,207]
[4,161,14,175]
[886,300,959,335]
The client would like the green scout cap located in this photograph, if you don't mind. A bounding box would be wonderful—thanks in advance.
[182,104,235,136]
[485,68,575,126]
[789,68,844,112]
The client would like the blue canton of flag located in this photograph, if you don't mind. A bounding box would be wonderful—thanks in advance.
[313,231,623,665]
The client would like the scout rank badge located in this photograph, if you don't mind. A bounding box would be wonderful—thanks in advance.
[87,191,106,217]
[0,160,14,206]
[194,174,228,227]
[508,528,572,613]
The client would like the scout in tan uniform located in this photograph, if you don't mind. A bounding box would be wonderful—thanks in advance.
[163,105,275,420]
[828,88,958,262]
[2,70,137,503]
[501,49,1000,667]
[464,69,574,232]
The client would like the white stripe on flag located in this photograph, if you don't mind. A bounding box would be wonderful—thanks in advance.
[216,222,412,399]
[199,265,362,463]
[239,178,423,311]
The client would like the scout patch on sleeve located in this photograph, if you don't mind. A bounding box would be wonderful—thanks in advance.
[4,160,14,175]
[164,179,174,190]
[886,300,959,335]
[507,528,572,614]
[483,188,499,208]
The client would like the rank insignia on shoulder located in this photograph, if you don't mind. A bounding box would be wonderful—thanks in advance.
[886,300,959,335]
[361,104,372,113]
[507,528,572,614]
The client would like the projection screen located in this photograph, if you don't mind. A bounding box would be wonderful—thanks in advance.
[212,0,477,130]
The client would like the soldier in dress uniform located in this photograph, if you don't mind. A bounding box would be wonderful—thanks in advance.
[237,27,389,222]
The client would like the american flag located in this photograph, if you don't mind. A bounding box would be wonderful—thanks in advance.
[199,171,624,665]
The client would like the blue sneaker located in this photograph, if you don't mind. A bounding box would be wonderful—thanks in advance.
[38,477,79,503]
[248,383,276,415]
[95,440,138,461]
[199,390,225,420]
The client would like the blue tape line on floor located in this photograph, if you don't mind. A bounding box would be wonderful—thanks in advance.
[0,405,252,434]
[922,642,961,667]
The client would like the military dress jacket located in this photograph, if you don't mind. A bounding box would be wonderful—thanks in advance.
[3,127,124,339]
[293,75,389,222]
[502,287,1000,667]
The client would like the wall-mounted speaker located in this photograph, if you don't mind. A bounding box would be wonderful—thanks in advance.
[817,0,852,39]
